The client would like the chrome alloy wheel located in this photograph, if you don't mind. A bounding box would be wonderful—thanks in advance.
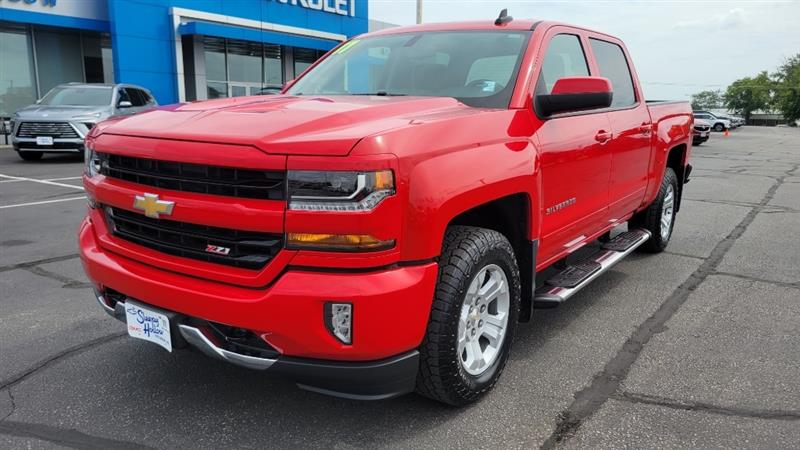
[661,184,675,241]
[457,264,510,376]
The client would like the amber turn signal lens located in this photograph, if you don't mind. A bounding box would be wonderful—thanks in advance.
[287,233,395,252]
[373,170,394,190]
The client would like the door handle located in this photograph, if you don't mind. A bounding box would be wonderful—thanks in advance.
[595,130,613,143]
[639,122,653,134]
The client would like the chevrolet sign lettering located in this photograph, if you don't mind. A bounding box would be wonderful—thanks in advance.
[133,193,174,219]
[275,0,355,17]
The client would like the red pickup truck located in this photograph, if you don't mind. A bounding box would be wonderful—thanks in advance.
[80,17,692,405]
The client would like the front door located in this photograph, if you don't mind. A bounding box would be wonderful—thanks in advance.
[534,32,613,265]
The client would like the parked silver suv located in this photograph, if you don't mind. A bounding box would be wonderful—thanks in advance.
[10,83,157,161]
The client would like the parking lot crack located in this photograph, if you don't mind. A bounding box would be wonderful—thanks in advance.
[1,389,15,423]
[613,391,800,421]
[0,420,151,450]
[539,163,799,449]
[709,271,800,290]
[0,254,79,273]
[0,332,126,391]
[22,265,92,289]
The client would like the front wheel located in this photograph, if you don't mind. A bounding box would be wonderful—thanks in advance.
[631,167,678,253]
[714,123,725,132]
[416,226,520,406]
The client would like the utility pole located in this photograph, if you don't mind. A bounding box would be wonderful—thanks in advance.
[416,0,422,24]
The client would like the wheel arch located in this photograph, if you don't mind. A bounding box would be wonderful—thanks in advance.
[666,143,687,212]
[447,193,537,322]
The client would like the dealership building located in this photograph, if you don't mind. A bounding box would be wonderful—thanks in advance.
[0,0,368,118]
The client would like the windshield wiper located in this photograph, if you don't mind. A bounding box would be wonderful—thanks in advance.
[349,91,408,97]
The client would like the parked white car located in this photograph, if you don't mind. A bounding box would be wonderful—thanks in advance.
[693,118,712,145]
[693,111,731,132]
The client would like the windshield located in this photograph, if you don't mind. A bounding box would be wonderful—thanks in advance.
[287,31,530,108]
[39,86,113,107]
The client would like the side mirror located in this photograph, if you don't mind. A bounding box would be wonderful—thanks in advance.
[536,76,613,116]
[118,100,133,108]
[35,99,42,104]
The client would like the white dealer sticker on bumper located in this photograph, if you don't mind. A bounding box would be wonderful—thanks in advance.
[125,301,172,352]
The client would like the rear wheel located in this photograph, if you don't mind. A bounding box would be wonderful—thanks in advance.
[17,151,43,161]
[714,123,725,132]
[416,226,520,406]
[631,167,678,253]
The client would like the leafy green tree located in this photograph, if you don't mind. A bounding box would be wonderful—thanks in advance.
[774,54,800,124]
[690,90,723,110]
[724,71,776,121]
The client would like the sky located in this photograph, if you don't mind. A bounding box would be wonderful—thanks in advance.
[369,0,800,100]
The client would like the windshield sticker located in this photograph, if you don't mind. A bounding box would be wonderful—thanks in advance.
[334,40,360,55]
[482,81,497,92]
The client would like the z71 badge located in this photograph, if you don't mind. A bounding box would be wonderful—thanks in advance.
[205,244,231,255]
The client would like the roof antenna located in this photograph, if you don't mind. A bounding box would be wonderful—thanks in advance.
[495,8,513,26]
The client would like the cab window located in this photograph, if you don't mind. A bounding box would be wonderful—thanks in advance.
[589,38,636,107]
[536,34,590,94]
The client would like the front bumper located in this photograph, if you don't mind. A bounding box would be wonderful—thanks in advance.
[96,291,419,399]
[12,120,88,152]
[13,136,85,152]
[79,216,437,398]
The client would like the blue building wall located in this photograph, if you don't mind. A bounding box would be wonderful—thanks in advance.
[1,0,368,104]
[108,0,367,104]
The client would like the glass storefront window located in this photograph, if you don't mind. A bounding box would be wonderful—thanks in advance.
[0,24,37,116]
[82,33,114,84]
[264,44,282,86]
[228,40,262,83]
[294,48,320,78]
[35,28,85,95]
[199,36,324,98]
[204,37,227,83]
[207,81,227,99]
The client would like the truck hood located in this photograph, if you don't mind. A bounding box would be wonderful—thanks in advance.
[95,95,468,156]
[15,104,110,121]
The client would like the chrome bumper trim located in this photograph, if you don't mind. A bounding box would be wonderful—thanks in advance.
[178,324,278,371]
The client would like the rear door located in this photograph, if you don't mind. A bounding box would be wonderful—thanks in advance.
[586,36,653,221]
[534,30,613,263]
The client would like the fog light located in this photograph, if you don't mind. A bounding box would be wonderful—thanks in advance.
[325,302,352,344]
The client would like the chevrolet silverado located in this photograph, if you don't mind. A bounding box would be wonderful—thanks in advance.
[80,16,693,405]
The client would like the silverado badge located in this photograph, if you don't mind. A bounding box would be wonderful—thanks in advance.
[133,193,174,219]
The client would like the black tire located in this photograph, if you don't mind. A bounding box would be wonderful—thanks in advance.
[415,226,521,406]
[713,123,725,132]
[631,167,678,253]
[693,140,702,146]
[17,151,43,161]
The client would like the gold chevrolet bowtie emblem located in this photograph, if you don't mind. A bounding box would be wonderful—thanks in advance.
[133,193,174,219]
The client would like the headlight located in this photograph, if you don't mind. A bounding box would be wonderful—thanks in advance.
[288,170,394,212]
[84,147,103,177]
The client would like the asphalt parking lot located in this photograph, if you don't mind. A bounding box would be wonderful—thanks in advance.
[1,126,798,449]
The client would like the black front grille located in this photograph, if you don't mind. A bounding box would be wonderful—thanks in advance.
[99,153,286,200]
[17,122,79,138]
[694,125,710,131]
[105,207,283,270]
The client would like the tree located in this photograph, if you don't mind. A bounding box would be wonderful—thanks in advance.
[690,90,723,110]
[774,54,800,124]
[724,71,776,121]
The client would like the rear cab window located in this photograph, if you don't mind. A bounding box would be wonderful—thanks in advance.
[589,38,637,107]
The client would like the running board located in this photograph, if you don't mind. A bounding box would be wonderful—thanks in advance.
[533,229,652,308]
